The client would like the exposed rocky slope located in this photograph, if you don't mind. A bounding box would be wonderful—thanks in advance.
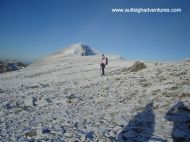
[0,45,190,142]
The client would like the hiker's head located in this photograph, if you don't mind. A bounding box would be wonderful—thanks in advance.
[102,54,105,58]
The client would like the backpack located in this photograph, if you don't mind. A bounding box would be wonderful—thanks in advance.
[106,57,108,65]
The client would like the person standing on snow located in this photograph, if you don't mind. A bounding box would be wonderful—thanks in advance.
[100,54,108,76]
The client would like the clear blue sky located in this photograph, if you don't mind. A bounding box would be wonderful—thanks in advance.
[0,0,190,62]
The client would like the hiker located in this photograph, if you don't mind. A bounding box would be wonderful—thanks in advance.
[100,54,108,76]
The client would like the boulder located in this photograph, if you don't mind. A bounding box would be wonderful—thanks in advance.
[126,61,146,72]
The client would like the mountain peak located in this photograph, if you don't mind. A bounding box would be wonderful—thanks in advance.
[32,43,101,65]
[61,42,100,56]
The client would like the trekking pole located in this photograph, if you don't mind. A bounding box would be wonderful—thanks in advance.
[100,66,101,76]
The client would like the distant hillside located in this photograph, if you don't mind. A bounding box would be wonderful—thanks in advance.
[0,60,28,73]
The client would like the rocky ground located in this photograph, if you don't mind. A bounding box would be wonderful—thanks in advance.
[0,54,190,142]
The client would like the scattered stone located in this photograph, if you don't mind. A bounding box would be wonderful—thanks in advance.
[61,126,67,134]
[30,85,39,89]
[112,115,127,126]
[113,126,123,135]
[80,135,86,141]
[66,94,76,99]
[24,97,33,106]
[85,131,94,141]
[0,88,4,93]
[25,130,37,138]
[22,106,31,111]
[64,132,73,138]
[32,97,37,106]
[42,128,51,134]
[45,98,52,103]
[3,103,14,110]
[24,97,37,106]
[66,99,72,103]
[39,83,49,88]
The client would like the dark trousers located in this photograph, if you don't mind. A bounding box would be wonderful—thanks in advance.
[100,63,105,75]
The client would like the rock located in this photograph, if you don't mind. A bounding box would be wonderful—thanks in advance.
[95,96,106,103]
[105,131,116,140]
[127,61,146,72]
[61,126,67,134]
[30,85,39,89]
[85,131,94,141]
[39,83,49,88]
[80,135,86,141]
[16,101,20,107]
[24,130,37,138]
[24,97,36,106]
[66,99,72,103]
[44,98,52,103]
[112,115,127,126]
[65,94,82,104]
[32,97,37,106]
[3,102,14,110]
[64,132,73,138]
[42,128,51,134]
[113,126,123,135]
[73,139,80,142]
[66,94,76,99]
[27,139,35,142]
[0,88,4,93]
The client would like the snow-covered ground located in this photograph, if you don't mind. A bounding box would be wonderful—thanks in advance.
[0,44,190,142]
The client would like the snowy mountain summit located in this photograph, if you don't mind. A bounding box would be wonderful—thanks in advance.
[36,43,101,65]
[35,43,124,66]
[62,42,100,56]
